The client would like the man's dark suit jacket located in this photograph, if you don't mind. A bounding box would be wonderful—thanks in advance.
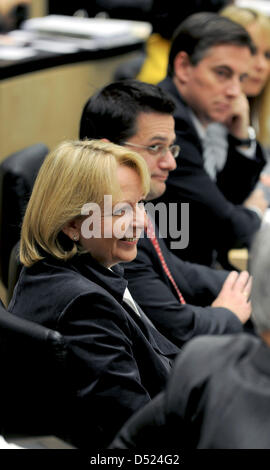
[157,76,266,266]
[8,252,179,448]
[110,334,270,449]
[124,224,243,348]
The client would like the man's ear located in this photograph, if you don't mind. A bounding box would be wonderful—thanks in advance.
[174,51,192,84]
[62,219,81,241]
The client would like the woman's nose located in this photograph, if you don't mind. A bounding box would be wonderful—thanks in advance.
[256,52,269,71]
[132,205,147,235]
[143,211,148,232]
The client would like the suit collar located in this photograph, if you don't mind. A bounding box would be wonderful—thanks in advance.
[159,77,192,121]
[159,77,202,145]
[57,253,127,304]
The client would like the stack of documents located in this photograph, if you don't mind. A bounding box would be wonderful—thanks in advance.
[21,15,152,50]
[0,15,151,61]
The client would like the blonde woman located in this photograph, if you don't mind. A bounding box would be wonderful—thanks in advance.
[221,5,270,148]
[8,139,180,448]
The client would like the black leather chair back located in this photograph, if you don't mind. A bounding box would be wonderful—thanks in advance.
[0,303,72,442]
[0,143,48,287]
[7,241,21,305]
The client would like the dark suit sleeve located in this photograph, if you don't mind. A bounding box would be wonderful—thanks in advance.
[217,141,266,204]
[169,138,262,244]
[110,335,233,449]
[163,335,238,448]
[109,392,168,449]
[162,132,262,264]
[57,292,152,448]
[157,78,263,264]
[125,241,242,348]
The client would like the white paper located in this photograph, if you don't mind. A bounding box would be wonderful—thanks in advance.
[23,15,133,38]
[22,15,151,41]
[33,39,79,54]
[0,46,36,60]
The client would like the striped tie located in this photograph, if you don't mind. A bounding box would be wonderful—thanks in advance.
[147,218,186,304]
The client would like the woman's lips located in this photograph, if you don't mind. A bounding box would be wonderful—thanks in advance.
[119,237,138,245]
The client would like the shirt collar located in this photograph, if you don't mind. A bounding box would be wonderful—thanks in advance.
[69,252,127,303]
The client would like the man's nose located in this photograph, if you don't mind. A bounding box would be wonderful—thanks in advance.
[160,148,177,171]
[226,77,242,97]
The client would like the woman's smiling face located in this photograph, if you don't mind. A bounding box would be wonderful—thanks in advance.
[76,165,147,268]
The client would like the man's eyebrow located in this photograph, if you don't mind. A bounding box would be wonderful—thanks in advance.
[148,135,167,142]
[148,135,176,143]
[213,65,233,72]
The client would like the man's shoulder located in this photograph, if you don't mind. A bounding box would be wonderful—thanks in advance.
[174,334,260,374]
[158,76,174,93]
[164,335,261,406]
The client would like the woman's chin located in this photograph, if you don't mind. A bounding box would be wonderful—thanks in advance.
[116,245,138,264]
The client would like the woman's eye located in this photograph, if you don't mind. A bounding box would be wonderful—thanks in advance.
[113,205,132,216]
[113,208,125,216]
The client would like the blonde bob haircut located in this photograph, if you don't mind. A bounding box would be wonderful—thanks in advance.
[20,139,150,267]
[221,5,270,36]
[221,5,270,146]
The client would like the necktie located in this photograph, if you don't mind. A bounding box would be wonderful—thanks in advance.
[147,218,186,304]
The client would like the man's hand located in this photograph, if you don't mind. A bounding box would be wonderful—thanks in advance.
[223,92,250,139]
[260,173,270,188]
[211,271,252,323]
[243,188,268,216]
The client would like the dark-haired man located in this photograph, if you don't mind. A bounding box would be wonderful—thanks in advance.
[80,79,252,348]
[157,11,267,267]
